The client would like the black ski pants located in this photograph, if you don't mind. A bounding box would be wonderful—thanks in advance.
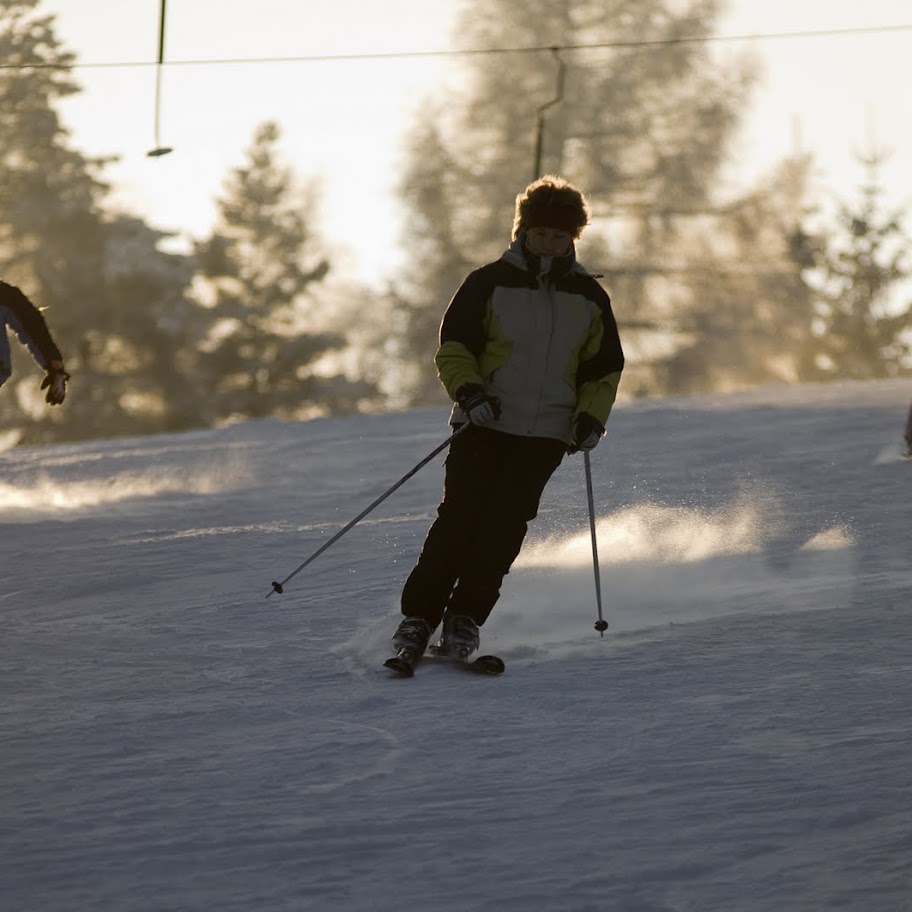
[401,426,566,628]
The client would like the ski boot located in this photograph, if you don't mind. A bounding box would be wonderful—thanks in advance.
[428,615,503,674]
[384,617,432,677]
[431,614,480,661]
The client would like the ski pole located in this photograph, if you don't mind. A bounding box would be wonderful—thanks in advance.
[267,423,469,598]
[584,450,609,636]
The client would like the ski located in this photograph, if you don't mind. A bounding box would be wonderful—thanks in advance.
[454,654,505,675]
[383,657,415,677]
[426,650,506,675]
[383,651,505,677]
[383,649,422,678]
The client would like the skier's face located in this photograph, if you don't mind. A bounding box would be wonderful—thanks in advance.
[525,227,573,257]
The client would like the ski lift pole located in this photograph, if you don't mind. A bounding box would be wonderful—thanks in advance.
[584,451,609,636]
[147,0,173,157]
[532,47,566,179]
[267,423,469,598]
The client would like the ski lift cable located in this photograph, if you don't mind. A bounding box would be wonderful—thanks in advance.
[3,22,912,72]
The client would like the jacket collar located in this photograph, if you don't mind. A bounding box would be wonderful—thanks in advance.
[501,234,590,280]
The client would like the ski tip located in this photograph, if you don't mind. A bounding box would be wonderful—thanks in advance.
[383,657,415,678]
[473,655,506,675]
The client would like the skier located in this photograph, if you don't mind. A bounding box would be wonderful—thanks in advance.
[0,280,69,405]
[390,175,624,667]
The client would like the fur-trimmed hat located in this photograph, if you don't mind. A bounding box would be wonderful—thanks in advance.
[512,174,590,240]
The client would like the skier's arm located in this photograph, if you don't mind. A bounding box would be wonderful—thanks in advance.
[0,282,64,371]
[0,281,69,403]
[575,282,624,427]
[434,268,492,400]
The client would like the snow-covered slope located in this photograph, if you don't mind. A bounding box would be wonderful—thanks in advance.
[2,379,911,912]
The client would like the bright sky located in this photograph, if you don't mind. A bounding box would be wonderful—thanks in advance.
[34,0,912,287]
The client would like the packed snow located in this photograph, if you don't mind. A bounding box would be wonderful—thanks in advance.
[2,378,911,912]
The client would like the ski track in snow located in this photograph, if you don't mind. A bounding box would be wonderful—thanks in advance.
[1,381,911,912]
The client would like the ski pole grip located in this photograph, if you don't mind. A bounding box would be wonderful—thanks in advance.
[271,581,284,594]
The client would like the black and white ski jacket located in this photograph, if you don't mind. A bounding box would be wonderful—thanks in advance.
[435,237,624,444]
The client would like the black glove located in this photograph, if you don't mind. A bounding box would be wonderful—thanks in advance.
[40,366,70,405]
[568,412,604,453]
[456,383,502,427]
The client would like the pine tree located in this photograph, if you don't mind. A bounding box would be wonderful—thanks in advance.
[656,155,822,392]
[0,0,107,440]
[0,0,205,443]
[804,150,912,379]
[193,122,371,422]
